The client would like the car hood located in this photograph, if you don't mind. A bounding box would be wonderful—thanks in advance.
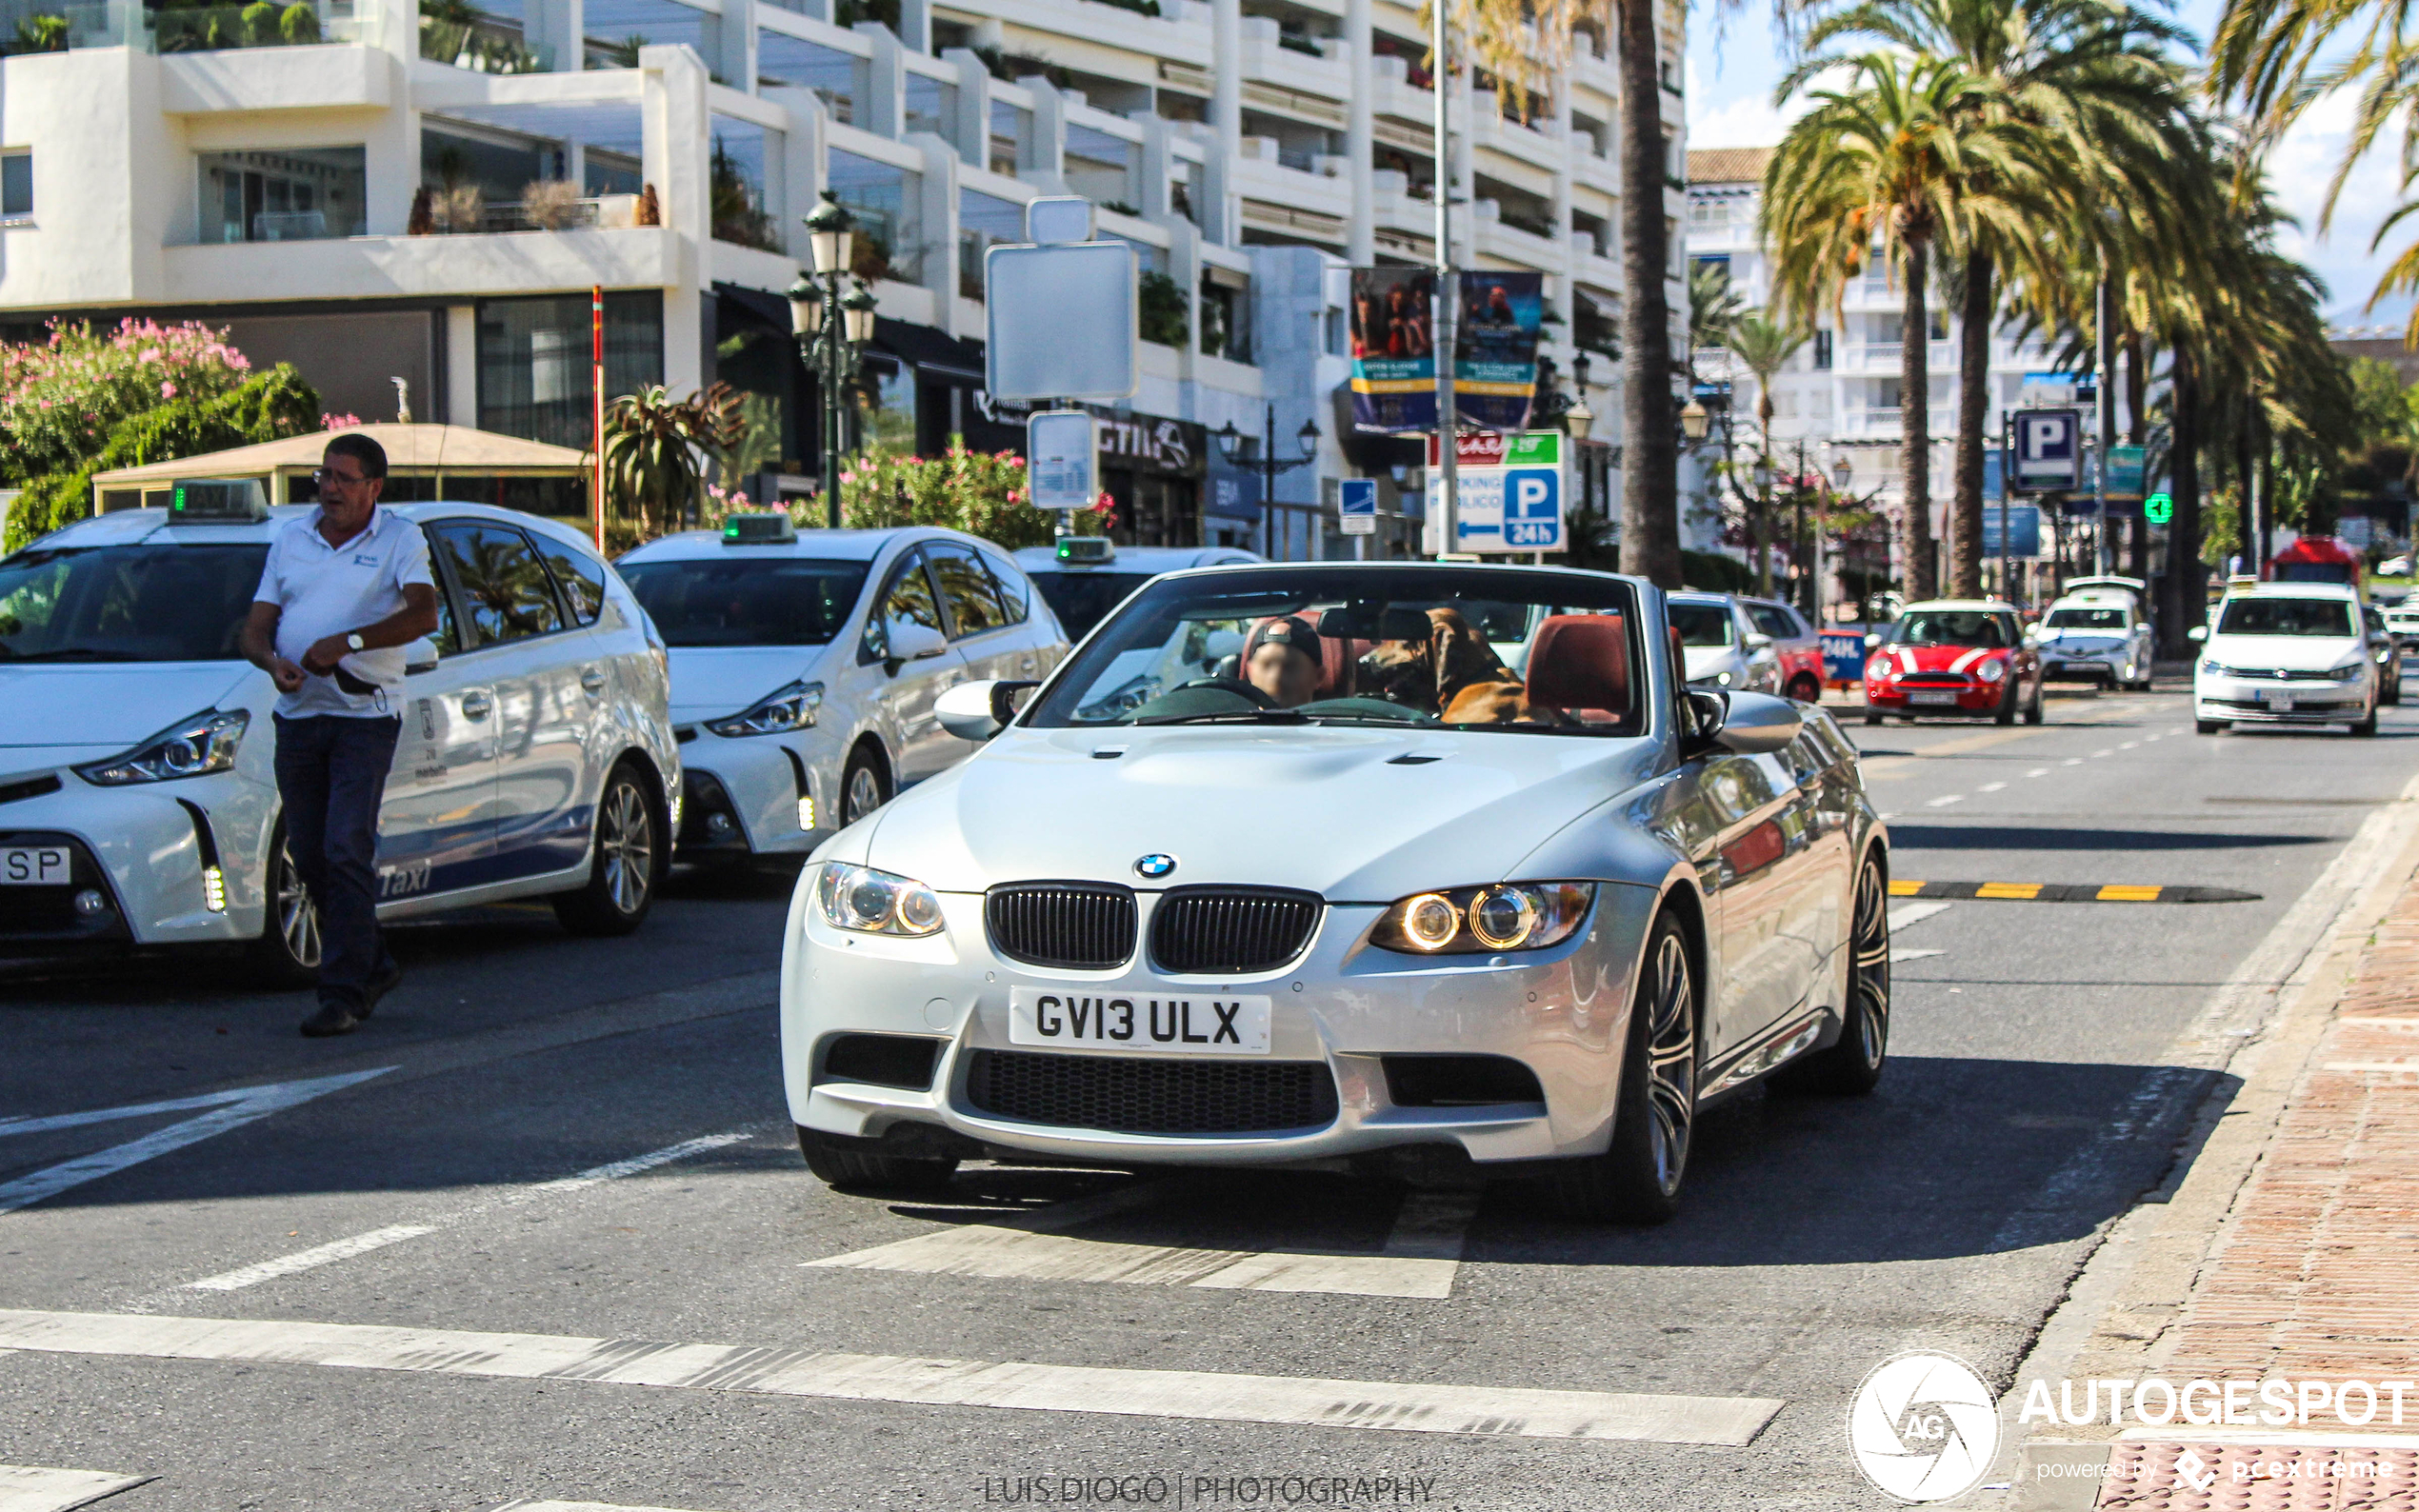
[2206,635,2366,671]
[665,646,835,722]
[2040,629,2126,651]
[858,724,1668,899]
[1873,644,2009,675]
[0,663,259,748]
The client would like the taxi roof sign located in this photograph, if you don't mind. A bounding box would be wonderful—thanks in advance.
[168,478,269,523]
[1054,535,1115,566]
[722,511,797,546]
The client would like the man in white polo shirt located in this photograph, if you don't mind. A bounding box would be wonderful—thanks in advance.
[239,433,441,1037]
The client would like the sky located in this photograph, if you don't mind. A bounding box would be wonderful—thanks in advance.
[1682,0,2416,333]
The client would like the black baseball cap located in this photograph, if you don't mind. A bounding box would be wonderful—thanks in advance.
[1245,615,1322,663]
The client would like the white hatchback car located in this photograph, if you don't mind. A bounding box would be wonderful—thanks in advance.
[0,497,681,980]
[616,519,1069,857]
[1669,592,1782,694]
[2191,583,2378,735]
[2032,588,2154,690]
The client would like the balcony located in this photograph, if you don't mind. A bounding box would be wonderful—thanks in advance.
[1468,92,1562,177]
[1851,340,1956,371]
[1237,16,1344,108]
[161,224,680,305]
[0,0,380,51]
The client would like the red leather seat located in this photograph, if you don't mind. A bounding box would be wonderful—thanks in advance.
[1526,613,1630,721]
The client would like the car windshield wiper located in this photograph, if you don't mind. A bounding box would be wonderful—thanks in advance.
[8,647,141,662]
[1131,708,1315,726]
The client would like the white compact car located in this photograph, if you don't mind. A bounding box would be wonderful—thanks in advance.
[1669,591,1782,694]
[1014,541,1265,643]
[616,518,1069,858]
[2191,583,2378,735]
[2032,587,2153,689]
[779,562,1889,1222]
[0,497,681,979]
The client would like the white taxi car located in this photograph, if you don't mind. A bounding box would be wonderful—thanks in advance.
[616,517,1068,858]
[2032,587,2154,690]
[0,493,680,980]
[2191,582,2378,735]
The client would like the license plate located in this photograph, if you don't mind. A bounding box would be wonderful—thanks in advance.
[2257,687,2296,709]
[1909,690,1960,706]
[0,846,70,885]
[1008,986,1272,1054]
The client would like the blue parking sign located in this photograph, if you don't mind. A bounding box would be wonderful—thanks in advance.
[1339,478,1377,536]
[1501,467,1562,550]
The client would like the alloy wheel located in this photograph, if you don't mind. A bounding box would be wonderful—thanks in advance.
[1850,858,1890,1069]
[846,765,885,825]
[276,837,322,970]
[598,780,654,915]
[1643,930,1696,1195]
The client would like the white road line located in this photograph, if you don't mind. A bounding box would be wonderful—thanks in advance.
[2142,733,2162,743]
[1889,948,1947,963]
[0,1464,153,1512]
[0,1308,1786,1447]
[1925,793,1967,807]
[2091,748,2114,758]
[0,1070,393,1216]
[2063,758,2084,766]
[2120,741,2140,749]
[186,1224,439,1292]
[808,1182,1478,1301]
[1887,902,1953,931]
[2027,767,2049,778]
[1978,782,2008,793]
[176,1132,750,1293]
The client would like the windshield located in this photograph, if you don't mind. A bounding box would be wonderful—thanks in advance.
[1028,570,1156,641]
[1024,566,1647,733]
[619,557,870,647]
[0,543,269,663]
[2217,598,2355,637]
[2046,607,2127,629]
[1669,602,1735,648]
[1891,610,2011,647]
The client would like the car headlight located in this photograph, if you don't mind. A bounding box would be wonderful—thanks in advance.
[74,709,249,786]
[1976,658,2007,683]
[2331,662,2368,682]
[2199,659,2230,677]
[1371,882,1594,955]
[706,680,822,737]
[1714,669,1734,686]
[815,862,946,937]
[1865,659,1892,684]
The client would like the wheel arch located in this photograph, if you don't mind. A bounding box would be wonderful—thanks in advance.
[1651,878,1711,1036]
[609,746,676,885]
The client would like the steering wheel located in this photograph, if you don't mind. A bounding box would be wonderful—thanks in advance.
[1169,675,1278,708]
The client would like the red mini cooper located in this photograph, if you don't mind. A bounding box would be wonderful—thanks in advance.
[1863,599,2045,725]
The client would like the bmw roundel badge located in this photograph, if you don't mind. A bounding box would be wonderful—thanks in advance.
[1134,853,1177,879]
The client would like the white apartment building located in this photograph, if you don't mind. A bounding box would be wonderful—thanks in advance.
[1685,147,2119,583]
[0,0,1684,555]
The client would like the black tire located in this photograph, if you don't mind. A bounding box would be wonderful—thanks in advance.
[1788,673,1824,705]
[840,744,892,826]
[2350,706,2379,737]
[2385,676,2401,707]
[1863,708,1885,726]
[1777,852,1889,1095]
[250,820,321,989]
[552,762,659,936]
[1993,677,2018,725]
[2195,719,2226,735]
[797,1126,957,1192]
[1542,910,1698,1224]
[2023,680,2045,725]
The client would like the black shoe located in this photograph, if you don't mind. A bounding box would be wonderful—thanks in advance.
[300,1001,361,1038]
[360,962,403,1018]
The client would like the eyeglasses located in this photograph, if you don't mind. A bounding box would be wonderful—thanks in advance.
[312,468,371,487]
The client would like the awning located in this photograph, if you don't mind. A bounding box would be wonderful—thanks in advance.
[872,318,987,385]
[91,424,590,487]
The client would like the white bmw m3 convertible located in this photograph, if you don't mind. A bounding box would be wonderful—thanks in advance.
[778,562,1890,1221]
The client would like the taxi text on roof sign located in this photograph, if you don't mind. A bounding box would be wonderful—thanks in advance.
[722,511,797,545]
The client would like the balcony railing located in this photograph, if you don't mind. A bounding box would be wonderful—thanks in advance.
[419,10,551,70]
[1,0,379,50]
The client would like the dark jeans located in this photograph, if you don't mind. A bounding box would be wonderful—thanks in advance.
[272,714,402,1007]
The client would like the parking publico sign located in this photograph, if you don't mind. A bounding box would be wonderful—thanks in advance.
[1423,431,1566,554]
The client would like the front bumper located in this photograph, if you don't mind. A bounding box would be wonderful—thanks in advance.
[779,879,1662,1167]
[2195,678,2368,724]
[672,726,835,857]
[1865,681,2002,714]
[0,770,266,951]
[2042,654,2122,683]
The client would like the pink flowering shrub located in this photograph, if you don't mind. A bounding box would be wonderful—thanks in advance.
[0,320,258,487]
[833,442,1094,548]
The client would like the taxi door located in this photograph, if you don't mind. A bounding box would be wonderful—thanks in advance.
[861,545,970,786]
[377,571,497,904]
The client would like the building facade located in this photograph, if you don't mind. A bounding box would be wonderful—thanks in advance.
[1,0,1683,555]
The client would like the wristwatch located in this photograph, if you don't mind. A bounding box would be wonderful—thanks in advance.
[345,632,366,653]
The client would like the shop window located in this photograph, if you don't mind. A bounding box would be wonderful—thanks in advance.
[198,147,365,243]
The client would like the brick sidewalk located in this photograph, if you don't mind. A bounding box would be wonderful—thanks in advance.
[2089,881,2419,1510]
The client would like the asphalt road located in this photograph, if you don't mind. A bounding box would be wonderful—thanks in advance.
[3,679,2416,1512]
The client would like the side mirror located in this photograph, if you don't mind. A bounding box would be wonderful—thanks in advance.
[1711,690,1803,755]
[936,678,1042,740]
[403,637,439,676]
[885,619,950,668]
[1747,631,1774,649]
[2023,622,2041,638]
[2187,626,2209,643]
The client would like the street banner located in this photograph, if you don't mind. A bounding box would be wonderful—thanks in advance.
[1349,269,1542,433]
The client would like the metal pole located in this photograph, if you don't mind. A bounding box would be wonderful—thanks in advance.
[1263,402,1277,559]
[591,285,606,550]
[1431,0,1457,558]
[2095,277,2115,576]
[1998,408,2011,607]
[821,273,844,530]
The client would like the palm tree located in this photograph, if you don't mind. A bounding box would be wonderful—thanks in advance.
[1766,52,2050,601]
[1689,259,1747,382]
[1726,312,1811,595]
[602,382,746,539]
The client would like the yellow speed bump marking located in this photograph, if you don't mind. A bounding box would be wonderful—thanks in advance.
[1889,879,1925,897]
[1975,882,2044,900]
[2095,884,2163,902]
[1884,881,2260,904]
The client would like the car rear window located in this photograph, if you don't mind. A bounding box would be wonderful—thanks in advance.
[0,543,269,662]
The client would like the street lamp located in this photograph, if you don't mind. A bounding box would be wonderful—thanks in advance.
[1680,398,1710,444]
[1217,404,1322,558]
[789,190,877,529]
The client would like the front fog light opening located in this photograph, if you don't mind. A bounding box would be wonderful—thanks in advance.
[72,888,110,918]
[797,795,816,830]
[202,865,228,912]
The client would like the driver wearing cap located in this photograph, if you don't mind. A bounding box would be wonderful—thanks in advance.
[1244,616,1324,707]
